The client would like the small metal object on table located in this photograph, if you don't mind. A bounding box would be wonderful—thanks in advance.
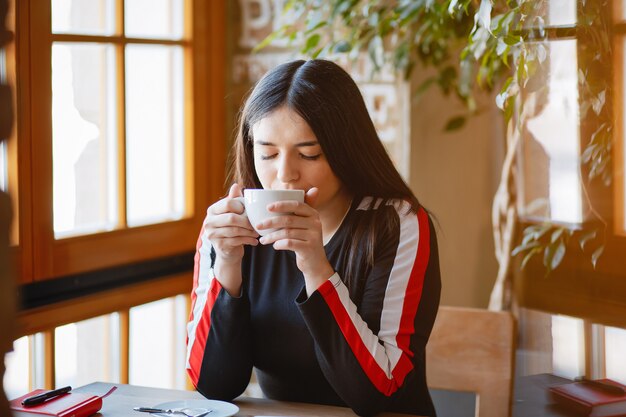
[67,382,418,417]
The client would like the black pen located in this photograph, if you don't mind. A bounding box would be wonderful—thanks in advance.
[575,377,626,396]
[21,386,72,406]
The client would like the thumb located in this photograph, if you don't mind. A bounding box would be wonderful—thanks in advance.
[305,187,319,208]
[228,183,243,198]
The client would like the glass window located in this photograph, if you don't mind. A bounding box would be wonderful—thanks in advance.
[55,315,119,388]
[125,0,184,40]
[551,315,585,379]
[3,336,30,400]
[605,326,626,384]
[1,48,8,192]
[52,43,118,238]
[129,296,187,389]
[125,45,185,227]
[0,142,6,192]
[621,39,626,233]
[546,0,577,27]
[51,0,116,36]
[518,40,582,224]
[49,0,189,240]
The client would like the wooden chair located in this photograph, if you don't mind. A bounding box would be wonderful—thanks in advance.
[426,306,516,417]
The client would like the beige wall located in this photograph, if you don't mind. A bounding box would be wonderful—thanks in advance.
[409,72,504,308]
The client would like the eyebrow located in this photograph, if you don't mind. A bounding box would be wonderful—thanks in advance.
[254,140,319,147]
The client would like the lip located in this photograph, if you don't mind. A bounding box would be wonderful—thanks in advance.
[271,186,309,191]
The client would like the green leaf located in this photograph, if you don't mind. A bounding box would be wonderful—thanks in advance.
[303,34,321,52]
[413,76,438,102]
[448,0,460,14]
[543,241,564,271]
[591,245,604,269]
[444,116,466,131]
[578,229,597,250]
[503,34,522,46]
[581,144,597,163]
[521,247,541,270]
[474,0,492,33]
[511,241,540,257]
[550,228,564,244]
[333,40,352,53]
[305,21,326,34]
[551,240,566,270]
[254,27,285,52]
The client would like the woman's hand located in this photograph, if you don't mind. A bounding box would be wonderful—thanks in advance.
[204,183,259,295]
[256,187,334,295]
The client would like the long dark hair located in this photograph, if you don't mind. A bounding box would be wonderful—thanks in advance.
[229,59,423,292]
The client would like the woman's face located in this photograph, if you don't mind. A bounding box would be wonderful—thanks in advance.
[251,106,347,214]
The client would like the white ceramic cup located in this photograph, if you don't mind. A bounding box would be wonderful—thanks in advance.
[235,189,305,236]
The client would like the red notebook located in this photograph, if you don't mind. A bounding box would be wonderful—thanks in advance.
[9,386,117,417]
[549,379,626,417]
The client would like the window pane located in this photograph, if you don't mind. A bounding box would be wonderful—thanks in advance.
[605,326,626,384]
[3,336,29,400]
[621,40,626,232]
[129,297,187,389]
[1,48,7,192]
[125,45,185,227]
[52,43,118,238]
[55,315,119,388]
[551,315,585,379]
[518,40,582,224]
[0,142,6,192]
[52,0,115,36]
[546,0,577,26]
[125,0,184,40]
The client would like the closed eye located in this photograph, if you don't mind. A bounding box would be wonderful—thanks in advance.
[300,153,322,161]
[260,153,278,160]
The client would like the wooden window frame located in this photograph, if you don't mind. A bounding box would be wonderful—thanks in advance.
[515,1,626,328]
[9,0,226,284]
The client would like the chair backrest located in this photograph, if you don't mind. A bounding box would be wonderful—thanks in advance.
[426,306,516,417]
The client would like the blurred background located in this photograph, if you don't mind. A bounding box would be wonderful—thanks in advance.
[2,0,625,401]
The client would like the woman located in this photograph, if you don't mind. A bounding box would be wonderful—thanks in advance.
[186,59,441,417]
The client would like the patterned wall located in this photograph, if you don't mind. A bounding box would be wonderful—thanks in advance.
[228,0,411,180]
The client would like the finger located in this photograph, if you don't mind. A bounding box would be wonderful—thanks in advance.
[259,228,310,245]
[271,239,307,252]
[305,187,319,208]
[255,214,310,232]
[267,200,315,216]
[228,183,243,198]
[209,196,245,215]
[208,212,256,231]
[206,225,259,239]
[216,237,259,247]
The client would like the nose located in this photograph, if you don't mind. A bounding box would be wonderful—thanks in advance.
[276,154,299,184]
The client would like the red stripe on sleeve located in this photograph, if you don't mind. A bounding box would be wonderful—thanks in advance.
[187,274,222,386]
[319,281,401,396]
[188,232,204,325]
[395,207,430,353]
[318,207,431,396]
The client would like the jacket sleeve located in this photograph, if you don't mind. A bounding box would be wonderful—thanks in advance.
[296,205,441,416]
[185,227,253,401]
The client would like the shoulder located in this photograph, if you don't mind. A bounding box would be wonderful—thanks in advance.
[355,197,422,222]
[355,197,432,243]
